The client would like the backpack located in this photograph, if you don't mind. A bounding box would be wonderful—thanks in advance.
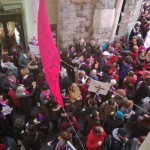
[102,135,113,150]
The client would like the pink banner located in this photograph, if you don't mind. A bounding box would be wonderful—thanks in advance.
[38,0,64,108]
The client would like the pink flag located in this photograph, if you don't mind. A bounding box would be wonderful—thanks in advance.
[38,0,64,108]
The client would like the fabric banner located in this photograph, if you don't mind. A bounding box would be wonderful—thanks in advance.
[38,0,64,108]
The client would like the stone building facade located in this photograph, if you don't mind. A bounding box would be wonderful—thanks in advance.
[0,0,143,52]
[57,0,143,49]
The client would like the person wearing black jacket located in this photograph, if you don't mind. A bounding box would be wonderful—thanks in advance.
[134,75,150,105]
[16,82,36,123]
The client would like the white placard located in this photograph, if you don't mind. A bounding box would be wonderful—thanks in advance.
[2,106,12,116]
[88,79,110,95]
[144,30,150,49]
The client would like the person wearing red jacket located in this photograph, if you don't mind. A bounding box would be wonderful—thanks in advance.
[86,126,107,150]
[80,78,91,104]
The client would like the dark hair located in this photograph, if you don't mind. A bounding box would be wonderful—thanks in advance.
[59,131,72,142]
[26,124,36,134]
[145,75,150,85]
[91,110,99,119]
[118,128,127,137]
[93,126,102,134]
[108,99,115,106]
[86,78,91,83]
[41,85,49,91]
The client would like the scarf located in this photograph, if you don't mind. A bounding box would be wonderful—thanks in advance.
[0,100,8,106]
[42,90,50,100]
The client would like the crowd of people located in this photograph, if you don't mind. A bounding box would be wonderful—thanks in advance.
[0,1,150,150]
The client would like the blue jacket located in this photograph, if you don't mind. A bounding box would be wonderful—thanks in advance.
[119,63,133,80]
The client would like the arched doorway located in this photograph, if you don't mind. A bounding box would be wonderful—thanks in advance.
[0,3,25,55]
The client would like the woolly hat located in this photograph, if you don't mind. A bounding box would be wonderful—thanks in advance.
[115,111,124,120]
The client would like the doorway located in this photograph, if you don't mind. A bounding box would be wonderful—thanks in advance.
[0,13,25,55]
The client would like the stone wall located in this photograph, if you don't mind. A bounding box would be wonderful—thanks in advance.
[57,0,143,49]
[92,0,117,44]
[116,0,143,40]
[57,0,96,49]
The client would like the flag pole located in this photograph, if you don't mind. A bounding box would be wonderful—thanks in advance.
[63,108,86,150]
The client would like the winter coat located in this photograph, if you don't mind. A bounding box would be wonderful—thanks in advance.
[86,128,107,150]
[60,76,72,94]
[18,54,30,69]
[22,131,44,150]
[119,63,133,80]
[68,88,81,103]
[105,117,124,134]
[99,101,118,122]
[134,81,150,104]
[1,78,17,93]
[8,89,21,108]
[83,115,101,136]
[111,128,126,150]
[81,83,91,102]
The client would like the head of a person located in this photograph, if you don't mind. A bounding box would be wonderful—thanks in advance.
[70,83,78,92]
[93,61,100,69]
[128,71,135,77]
[108,99,116,109]
[61,89,66,96]
[6,71,14,79]
[93,126,104,137]
[78,70,86,78]
[115,89,126,99]
[91,110,99,120]
[86,78,91,85]
[41,85,49,92]
[23,50,29,56]
[60,70,68,79]
[137,136,145,146]
[30,52,36,59]
[2,54,10,63]
[16,85,25,98]
[90,69,97,77]
[117,128,127,141]
[79,38,86,46]
[124,100,133,109]
[90,40,96,47]
[58,131,71,142]
[21,67,30,76]
[125,56,133,64]
[115,111,124,120]
[79,55,85,62]
[145,75,150,85]
[69,45,75,52]
[110,79,117,86]
[88,99,97,107]
[26,124,36,135]
[133,46,139,52]
[0,95,4,101]
[64,98,71,106]
[13,118,25,129]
